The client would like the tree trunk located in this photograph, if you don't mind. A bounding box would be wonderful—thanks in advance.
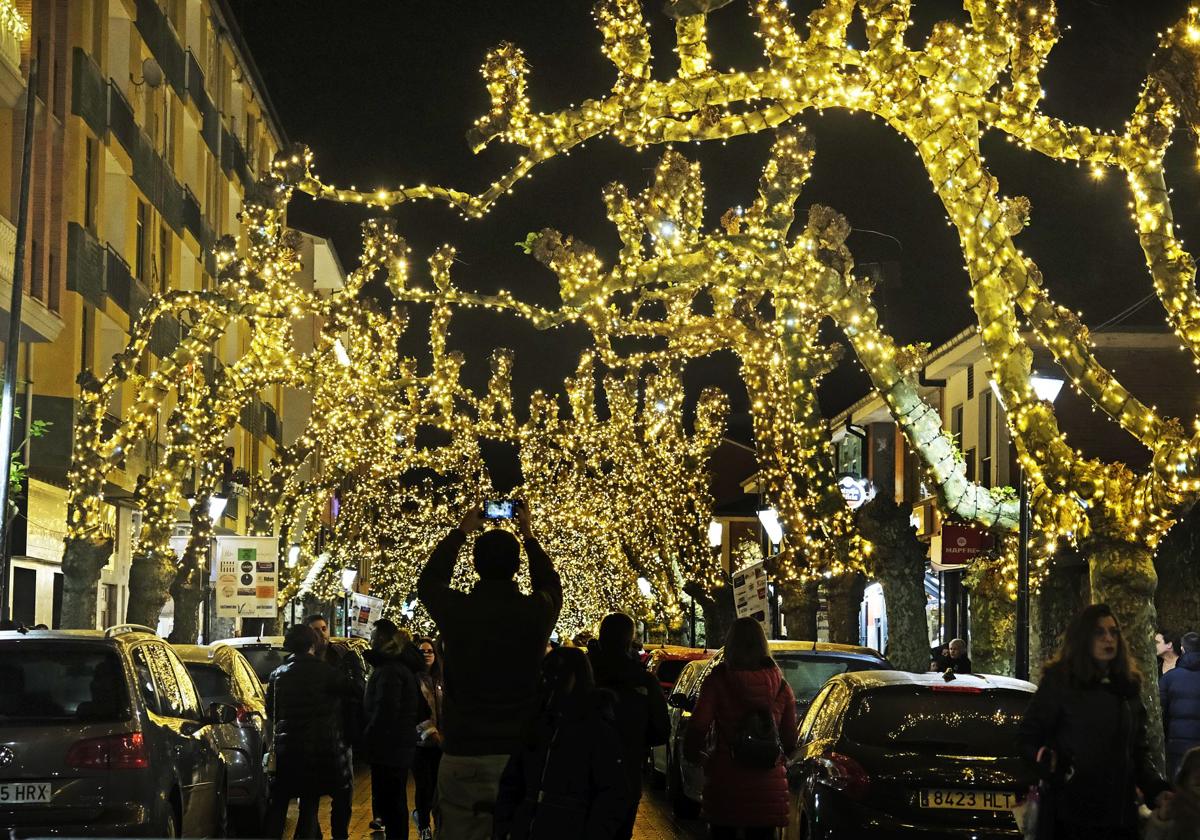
[1154,504,1200,640]
[779,579,818,641]
[60,536,114,628]
[857,496,929,671]
[169,569,204,644]
[968,587,1015,677]
[823,572,865,645]
[684,580,733,648]
[126,544,177,628]
[1088,537,1165,773]
[1033,555,1087,681]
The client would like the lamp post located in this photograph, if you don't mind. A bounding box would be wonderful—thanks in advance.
[187,492,227,643]
[340,567,358,637]
[1014,373,1064,681]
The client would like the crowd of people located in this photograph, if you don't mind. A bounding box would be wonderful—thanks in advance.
[259,500,1200,840]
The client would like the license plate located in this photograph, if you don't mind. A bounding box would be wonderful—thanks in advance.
[0,782,52,804]
[920,788,1016,810]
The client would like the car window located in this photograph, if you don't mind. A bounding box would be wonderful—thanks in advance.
[134,644,191,719]
[674,660,707,696]
[165,646,203,719]
[799,685,833,739]
[240,646,289,684]
[0,645,129,725]
[186,663,233,704]
[235,657,265,702]
[656,660,688,685]
[808,682,848,742]
[776,655,880,706]
[844,686,1031,757]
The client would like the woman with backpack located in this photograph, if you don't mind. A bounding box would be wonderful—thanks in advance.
[684,617,797,840]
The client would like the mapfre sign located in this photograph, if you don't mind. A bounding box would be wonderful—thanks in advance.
[931,523,994,571]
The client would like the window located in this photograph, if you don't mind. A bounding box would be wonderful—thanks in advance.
[29,237,40,300]
[843,687,1030,757]
[0,646,129,724]
[52,573,63,628]
[235,658,265,700]
[135,200,148,282]
[99,583,119,629]
[165,647,202,718]
[837,435,863,478]
[157,225,170,292]
[964,447,977,482]
[799,685,833,740]
[48,252,58,311]
[966,365,975,400]
[84,138,98,232]
[133,644,196,719]
[980,390,993,488]
[950,404,963,442]
[184,663,232,705]
[12,566,35,627]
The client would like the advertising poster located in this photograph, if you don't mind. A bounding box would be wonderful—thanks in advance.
[348,593,386,638]
[732,560,770,636]
[213,536,278,618]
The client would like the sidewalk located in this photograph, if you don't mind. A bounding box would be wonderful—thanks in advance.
[282,767,704,839]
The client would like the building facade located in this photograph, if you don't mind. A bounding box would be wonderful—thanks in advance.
[2,0,287,629]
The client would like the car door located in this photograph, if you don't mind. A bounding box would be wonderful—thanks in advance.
[165,645,223,833]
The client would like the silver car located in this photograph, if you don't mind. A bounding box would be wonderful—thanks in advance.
[173,643,269,832]
[0,626,233,837]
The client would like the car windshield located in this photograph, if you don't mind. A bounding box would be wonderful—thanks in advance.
[239,646,289,684]
[185,663,233,703]
[776,655,877,705]
[844,686,1030,756]
[656,660,688,685]
[0,645,129,725]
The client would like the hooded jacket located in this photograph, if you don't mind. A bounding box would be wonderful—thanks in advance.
[682,661,798,828]
[1019,666,1169,831]
[587,644,670,797]
[493,689,632,840]
[361,644,423,766]
[1162,650,1200,777]
[417,528,563,756]
[266,653,355,795]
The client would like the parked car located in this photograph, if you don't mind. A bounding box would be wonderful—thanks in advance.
[173,642,269,832]
[0,625,234,837]
[664,640,890,818]
[645,644,713,694]
[218,633,370,686]
[786,670,1036,839]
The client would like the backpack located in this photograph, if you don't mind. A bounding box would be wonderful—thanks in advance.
[722,668,784,769]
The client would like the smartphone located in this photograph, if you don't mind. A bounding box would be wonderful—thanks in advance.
[483,499,516,520]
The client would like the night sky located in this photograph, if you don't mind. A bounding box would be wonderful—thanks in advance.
[229,0,1200,457]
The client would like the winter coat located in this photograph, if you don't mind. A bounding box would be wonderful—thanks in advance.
[682,661,798,828]
[1018,666,1170,832]
[321,641,367,749]
[361,646,422,767]
[417,669,444,750]
[266,653,355,796]
[1162,652,1200,777]
[417,529,563,756]
[492,690,632,840]
[587,645,670,798]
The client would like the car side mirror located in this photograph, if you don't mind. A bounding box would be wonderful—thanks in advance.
[667,693,695,712]
[209,702,238,725]
[786,759,808,789]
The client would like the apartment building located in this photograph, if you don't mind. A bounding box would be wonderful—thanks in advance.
[3,0,287,628]
[830,325,1196,645]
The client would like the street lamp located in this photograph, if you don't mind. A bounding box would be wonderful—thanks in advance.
[757,507,783,547]
[1009,371,1064,681]
[340,568,358,637]
[186,493,227,524]
[707,519,723,548]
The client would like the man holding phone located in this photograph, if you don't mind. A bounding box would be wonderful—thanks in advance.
[417,499,562,840]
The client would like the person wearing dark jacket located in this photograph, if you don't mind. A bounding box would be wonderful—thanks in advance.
[587,613,669,839]
[362,620,422,840]
[1162,632,1200,778]
[413,637,445,840]
[684,618,798,840]
[263,624,356,840]
[417,501,563,840]
[493,646,632,840]
[1019,603,1172,840]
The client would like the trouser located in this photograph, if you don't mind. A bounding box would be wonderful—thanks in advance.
[413,747,443,830]
[372,763,412,840]
[435,753,510,840]
[615,798,640,840]
[708,827,777,840]
[297,786,352,839]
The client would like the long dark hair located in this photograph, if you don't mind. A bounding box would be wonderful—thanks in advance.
[540,646,595,706]
[724,617,774,670]
[1045,603,1140,694]
[417,637,442,680]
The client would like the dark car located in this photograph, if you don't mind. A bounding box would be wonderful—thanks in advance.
[665,640,889,818]
[0,625,235,837]
[173,643,269,831]
[786,670,1036,840]
[218,634,370,687]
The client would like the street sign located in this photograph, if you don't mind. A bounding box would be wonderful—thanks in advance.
[213,536,278,618]
[931,523,994,571]
[348,593,386,638]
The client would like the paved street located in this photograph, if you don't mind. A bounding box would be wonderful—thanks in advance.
[283,766,707,839]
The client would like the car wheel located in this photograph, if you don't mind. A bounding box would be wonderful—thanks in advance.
[161,808,179,839]
[667,752,700,819]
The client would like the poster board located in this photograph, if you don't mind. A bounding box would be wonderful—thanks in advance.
[348,593,386,638]
[213,536,278,618]
[732,560,770,636]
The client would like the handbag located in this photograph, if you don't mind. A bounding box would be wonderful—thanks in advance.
[262,680,278,775]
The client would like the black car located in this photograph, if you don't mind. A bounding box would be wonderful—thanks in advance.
[787,670,1036,839]
[0,625,235,838]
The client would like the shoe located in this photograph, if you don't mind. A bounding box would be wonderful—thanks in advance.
[411,809,420,827]
[369,818,385,831]
[418,829,432,840]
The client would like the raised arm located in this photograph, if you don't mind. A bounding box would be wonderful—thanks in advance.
[516,500,563,627]
[417,508,482,624]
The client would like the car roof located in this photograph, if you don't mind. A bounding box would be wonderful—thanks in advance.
[216,635,286,647]
[767,640,887,660]
[171,642,241,665]
[833,670,1036,692]
[649,647,713,661]
[0,627,160,645]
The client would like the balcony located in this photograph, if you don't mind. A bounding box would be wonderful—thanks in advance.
[0,215,63,342]
[0,9,23,110]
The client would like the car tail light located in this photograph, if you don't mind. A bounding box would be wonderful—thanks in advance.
[931,684,983,694]
[66,732,149,770]
[235,704,256,724]
[819,750,870,799]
